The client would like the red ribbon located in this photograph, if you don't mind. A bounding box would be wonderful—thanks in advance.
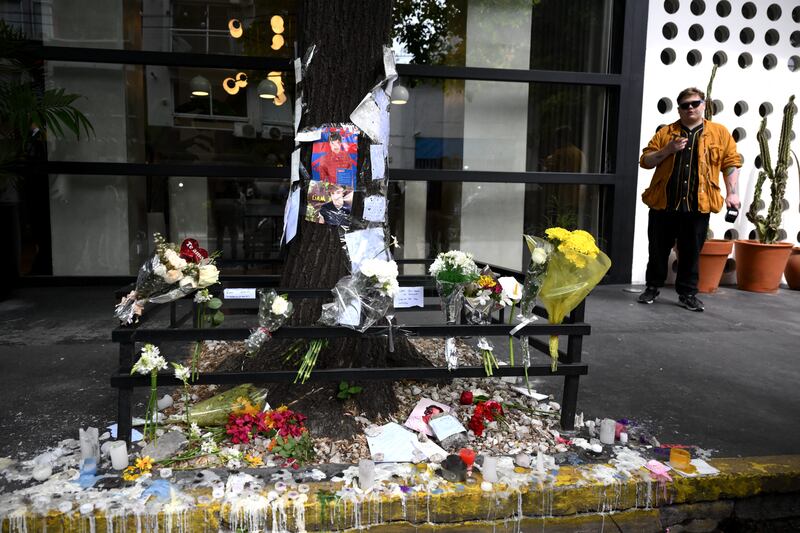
[179,238,209,263]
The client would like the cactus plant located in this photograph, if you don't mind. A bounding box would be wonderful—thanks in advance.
[704,64,717,121]
[746,95,796,244]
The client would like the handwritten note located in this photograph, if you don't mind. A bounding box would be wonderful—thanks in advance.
[363,195,386,222]
[223,288,256,300]
[393,286,424,308]
[370,144,385,180]
[296,128,321,143]
[344,227,388,272]
[290,148,300,183]
[282,187,300,244]
[428,414,466,441]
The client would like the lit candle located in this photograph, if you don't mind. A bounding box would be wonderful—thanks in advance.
[108,441,129,471]
[482,456,498,483]
[599,418,616,445]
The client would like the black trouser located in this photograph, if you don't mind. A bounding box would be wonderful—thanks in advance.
[645,209,709,296]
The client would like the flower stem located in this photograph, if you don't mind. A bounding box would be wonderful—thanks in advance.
[507,303,515,366]
[191,304,205,382]
[145,370,158,442]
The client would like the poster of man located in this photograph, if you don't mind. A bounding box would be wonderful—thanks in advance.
[306,126,358,225]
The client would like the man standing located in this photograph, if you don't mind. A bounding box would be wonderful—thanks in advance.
[638,87,741,311]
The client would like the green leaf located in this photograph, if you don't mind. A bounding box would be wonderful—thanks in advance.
[339,381,348,391]
[348,386,362,394]
[211,310,225,326]
[336,391,348,400]
[207,298,223,310]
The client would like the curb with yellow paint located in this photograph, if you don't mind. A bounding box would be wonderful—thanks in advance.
[2,455,799,532]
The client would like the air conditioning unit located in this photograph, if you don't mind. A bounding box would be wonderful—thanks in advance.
[233,122,256,138]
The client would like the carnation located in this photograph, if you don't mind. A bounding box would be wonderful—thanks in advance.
[271,295,289,315]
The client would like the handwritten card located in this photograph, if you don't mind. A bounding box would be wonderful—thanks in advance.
[363,195,386,222]
[393,286,424,308]
[223,288,256,300]
[428,414,466,441]
[366,422,417,463]
[370,144,385,180]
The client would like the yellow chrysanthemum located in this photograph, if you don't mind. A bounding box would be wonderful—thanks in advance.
[545,227,571,243]
[244,454,264,466]
[122,466,140,481]
[135,456,154,472]
[276,405,288,412]
[231,396,261,417]
[477,275,496,289]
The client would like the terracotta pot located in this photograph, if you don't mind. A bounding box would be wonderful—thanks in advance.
[785,247,800,290]
[698,239,733,293]
[734,240,793,293]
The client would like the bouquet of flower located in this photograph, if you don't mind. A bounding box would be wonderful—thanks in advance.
[244,290,294,356]
[429,250,479,370]
[539,227,611,370]
[319,258,398,333]
[114,233,220,324]
[463,267,506,375]
[509,235,554,374]
[130,343,168,442]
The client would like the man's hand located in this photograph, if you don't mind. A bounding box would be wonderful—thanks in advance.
[725,193,741,209]
[665,136,688,154]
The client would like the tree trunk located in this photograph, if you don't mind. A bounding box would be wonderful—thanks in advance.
[219,0,431,441]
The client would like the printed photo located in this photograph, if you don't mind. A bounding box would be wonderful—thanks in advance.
[306,126,358,226]
[305,181,354,226]
[403,398,452,437]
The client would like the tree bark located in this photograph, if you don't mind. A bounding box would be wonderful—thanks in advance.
[218,0,431,441]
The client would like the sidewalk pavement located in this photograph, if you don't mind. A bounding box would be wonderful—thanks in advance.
[0,284,798,460]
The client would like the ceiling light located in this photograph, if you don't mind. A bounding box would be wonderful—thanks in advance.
[390,84,409,105]
[190,75,211,97]
[257,78,278,99]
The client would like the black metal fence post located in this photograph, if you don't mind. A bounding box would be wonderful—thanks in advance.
[117,340,135,443]
[559,301,586,430]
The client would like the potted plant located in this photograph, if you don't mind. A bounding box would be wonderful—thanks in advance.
[735,95,796,293]
[786,247,800,290]
[0,21,93,298]
[698,237,733,293]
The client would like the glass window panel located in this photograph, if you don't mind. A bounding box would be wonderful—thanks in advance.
[389,180,608,273]
[44,62,294,165]
[392,0,623,73]
[389,79,618,174]
[3,0,297,56]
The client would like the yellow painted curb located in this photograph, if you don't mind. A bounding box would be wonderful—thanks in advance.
[2,455,799,532]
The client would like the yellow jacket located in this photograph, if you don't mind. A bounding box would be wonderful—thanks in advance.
[640,119,740,213]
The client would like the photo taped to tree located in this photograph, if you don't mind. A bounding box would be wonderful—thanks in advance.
[306,125,358,226]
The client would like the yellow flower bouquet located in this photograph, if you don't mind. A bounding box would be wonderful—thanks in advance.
[539,227,611,370]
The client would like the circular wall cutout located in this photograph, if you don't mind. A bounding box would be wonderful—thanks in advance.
[716,1,731,17]
[712,51,727,66]
[797,231,800,242]
[763,129,772,140]
[738,53,752,68]
[765,29,780,46]
[689,24,704,40]
[687,49,702,66]
[690,0,706,15]
[794,6,800,23]
[741,2,757,19]
[723,258,736,273]
[789,56,800,72]
[664,0,680,14]
[663,22,678,39]
[661,48,677,65]
[748,230,757,240]
[737,153,745,165]
[780,198,790,211]
[732,127,746,141]
[791,31,800,48]
[707,228,715,239]
[759,102,773,116]
[777,229,787,241]
[656,124,667,133]
[763,54,778,70]
[711,99,723,114]
[755,199,765,211]
[734,101,748,115]
[740,28,755,44]
[723,229,738,241]
[657,97,673,113]
[754,155,763,169]
[714,25,730,42]
[766,4,782,21]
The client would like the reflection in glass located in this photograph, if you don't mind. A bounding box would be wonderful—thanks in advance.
[392,0,622,73]
[44,62,294,166]
[389,79,617,174]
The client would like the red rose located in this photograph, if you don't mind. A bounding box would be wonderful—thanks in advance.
[459,391,474,405]
[468,415,484,437]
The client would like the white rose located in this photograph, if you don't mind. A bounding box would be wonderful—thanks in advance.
[498,276,522,302]
[163,269,184,284]
[164,249,187,270]
[531,247,548,265]
[197,265,219,288]
[271,295,289,315]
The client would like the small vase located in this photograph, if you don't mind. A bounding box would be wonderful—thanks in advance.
[436,280,466,370]
[785,247,800,290]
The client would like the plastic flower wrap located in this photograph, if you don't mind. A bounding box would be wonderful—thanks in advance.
[131,343,168,442]
[319,258,397,333]
[539,227,611,370]
[114,233,220,324]
[429,250,479,370]
[463,267,505,375]
[509,235,554,373]
[244,290,294,356]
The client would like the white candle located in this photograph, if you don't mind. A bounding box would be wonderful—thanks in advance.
[482,456,498,483]
[599,418,616,445]
[536,452,545,474]
[620,432,629,445]
[108,441,129,471]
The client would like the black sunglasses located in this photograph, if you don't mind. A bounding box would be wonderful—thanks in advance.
[678,99,704,110]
